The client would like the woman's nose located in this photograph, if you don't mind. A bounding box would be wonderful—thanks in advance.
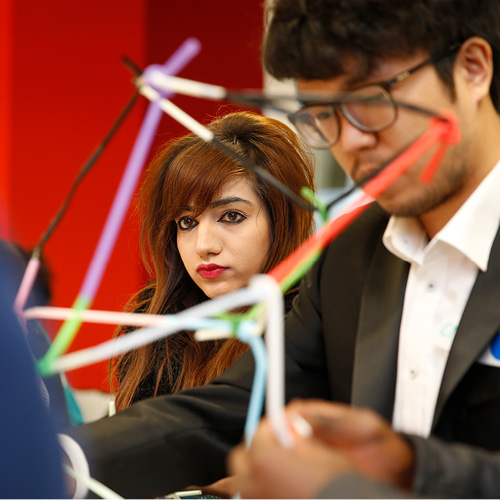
[195,221,222,257]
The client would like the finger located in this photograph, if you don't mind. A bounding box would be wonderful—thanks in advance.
[302,407,388,446]
[285,398,352,417]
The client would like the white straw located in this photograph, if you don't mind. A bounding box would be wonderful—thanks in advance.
[48,285,264,374]
[44,277,292,450]
[251,274,293,448]
[24,306,195,327]
[194,328,233,341]
[145,72,227,101]
[138,84,214,142]
[49,317,231,374]
[64,465,123,499]
[195,318,262,342]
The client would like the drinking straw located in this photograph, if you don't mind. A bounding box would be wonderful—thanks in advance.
[41,282,263,376]
[38,38,201,374]
[14,91,139,318]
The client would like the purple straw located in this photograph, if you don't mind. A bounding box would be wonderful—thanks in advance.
[80,38,201,301]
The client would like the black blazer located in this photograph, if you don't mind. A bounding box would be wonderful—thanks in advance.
[72,203,500,498]
[285,203,500,450]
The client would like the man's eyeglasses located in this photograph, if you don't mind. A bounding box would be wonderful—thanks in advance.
[288,43,461,149]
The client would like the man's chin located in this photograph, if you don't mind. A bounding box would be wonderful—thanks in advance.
[372,193,421,218]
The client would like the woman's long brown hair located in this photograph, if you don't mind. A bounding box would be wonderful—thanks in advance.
[112,111,315,411]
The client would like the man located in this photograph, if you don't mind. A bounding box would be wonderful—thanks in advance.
[260,0,500,442]
[69,0,500,496]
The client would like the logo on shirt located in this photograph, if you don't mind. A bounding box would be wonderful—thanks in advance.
[478,331,500,366]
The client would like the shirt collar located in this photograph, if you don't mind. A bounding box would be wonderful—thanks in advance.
[383,158,500,271]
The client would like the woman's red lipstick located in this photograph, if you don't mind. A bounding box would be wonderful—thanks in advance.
[197,263,227,279]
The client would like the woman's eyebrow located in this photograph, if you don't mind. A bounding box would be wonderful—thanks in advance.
[209,197,252,209]
[177,197,252,214]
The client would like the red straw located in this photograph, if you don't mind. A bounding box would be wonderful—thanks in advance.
[269,111,461,286]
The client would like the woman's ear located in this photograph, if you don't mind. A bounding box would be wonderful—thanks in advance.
[454,36,493,104]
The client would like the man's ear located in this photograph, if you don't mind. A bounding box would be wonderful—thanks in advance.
[454,36,493,104]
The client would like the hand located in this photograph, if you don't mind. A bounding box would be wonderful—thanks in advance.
[197,476,239,498]
[286,399,414,489]
[228,412,353,498]
[228,400,415,499]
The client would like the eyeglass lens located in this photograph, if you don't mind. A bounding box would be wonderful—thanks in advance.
[290,85,397,149]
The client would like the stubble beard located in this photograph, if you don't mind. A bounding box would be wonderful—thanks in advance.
[375,143,471,218]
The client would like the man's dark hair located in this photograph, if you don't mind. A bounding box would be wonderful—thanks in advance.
[263,0,500,112]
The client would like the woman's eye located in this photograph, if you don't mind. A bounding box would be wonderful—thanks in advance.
[220,211,246,223]
[177,216,197,231]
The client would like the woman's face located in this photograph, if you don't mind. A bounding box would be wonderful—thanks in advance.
[176,177,271,299]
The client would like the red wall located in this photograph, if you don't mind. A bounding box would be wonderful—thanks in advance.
[0,0,13,236]
[3,0,264,391]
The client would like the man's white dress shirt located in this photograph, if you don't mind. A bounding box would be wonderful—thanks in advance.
[383,159,500,437]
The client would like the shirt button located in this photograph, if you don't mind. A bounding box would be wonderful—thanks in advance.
[410,369,418,379]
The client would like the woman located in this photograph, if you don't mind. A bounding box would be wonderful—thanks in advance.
[112,111,315,411]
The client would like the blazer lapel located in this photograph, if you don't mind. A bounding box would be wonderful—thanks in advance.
[433,226,500,428]
[351,239,409,421]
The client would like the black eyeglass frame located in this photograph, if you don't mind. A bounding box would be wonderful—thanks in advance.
[288,42,462,149]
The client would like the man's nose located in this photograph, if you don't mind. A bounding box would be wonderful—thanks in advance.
[335,113,378,155]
